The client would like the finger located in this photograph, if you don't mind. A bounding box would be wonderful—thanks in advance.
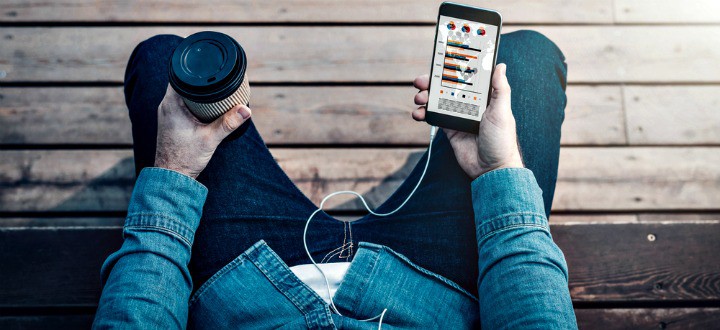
[209,104,252,142]
[414,90,429,105]
[490,63,511,101]
[413,74,430,91]
[412,106,426,121]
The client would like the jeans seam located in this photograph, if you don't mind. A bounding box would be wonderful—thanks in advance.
[478,223,550,243]
[126,213,196,242]
[370,243,478,302]
[124,225,192,247]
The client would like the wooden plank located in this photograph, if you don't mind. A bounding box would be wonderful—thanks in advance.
[0,217,124,227]
[0,226,122,307]
[0,315,96,330]
[0,0,613,24]
[1,148,719,212]
[553,221,720,301]
[2,27,719,83]
[638,213,720,222]
[1,221,718,307]
[625,86,720,145]
[575,308,720,329]
[563,86,625,145]
[554,147,720,211]
[0,86,624,145]
[6,214,708,227]
[3,308,720,329]
[615,0,720,24]
[551,214,638,224]
[5,214,711,228]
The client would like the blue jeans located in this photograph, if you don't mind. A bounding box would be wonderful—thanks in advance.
[124,30,567,297]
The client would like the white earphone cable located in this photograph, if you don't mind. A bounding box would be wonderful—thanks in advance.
[302,126,438,324]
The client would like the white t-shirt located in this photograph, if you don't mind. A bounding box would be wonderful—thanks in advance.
[289,262,351,304]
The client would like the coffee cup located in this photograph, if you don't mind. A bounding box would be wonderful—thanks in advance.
[169,31,250,122]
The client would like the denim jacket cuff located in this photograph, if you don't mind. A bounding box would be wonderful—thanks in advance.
[126,167,208,246]
[471,168,548,238]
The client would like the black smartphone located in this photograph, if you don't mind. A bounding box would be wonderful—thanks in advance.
[425,2,502,134]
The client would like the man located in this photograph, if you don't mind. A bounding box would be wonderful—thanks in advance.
[93,30,576,329]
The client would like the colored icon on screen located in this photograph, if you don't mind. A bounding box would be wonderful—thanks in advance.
[477,27,486,36]
[462,24,471,33]
[447,21,456,30]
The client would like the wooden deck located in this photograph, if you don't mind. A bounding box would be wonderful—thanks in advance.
[1,0,719,328]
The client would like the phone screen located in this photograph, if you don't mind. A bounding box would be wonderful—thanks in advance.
[428,15,499,120]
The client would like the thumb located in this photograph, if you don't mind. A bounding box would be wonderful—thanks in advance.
[485,64,513,123]
[210,104,252,142]
[490,63,511,105]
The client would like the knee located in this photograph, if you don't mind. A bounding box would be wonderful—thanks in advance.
[129,34,183,65]
[503,30,564,62]
[499,30,567,88]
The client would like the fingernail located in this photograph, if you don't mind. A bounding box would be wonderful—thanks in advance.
[238,106,252,119]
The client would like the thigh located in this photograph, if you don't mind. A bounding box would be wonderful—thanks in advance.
[124,35,345,288]
[499,30,568,214]
[351,30,568,295]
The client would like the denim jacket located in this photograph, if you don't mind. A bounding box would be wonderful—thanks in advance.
[93,168,577,329]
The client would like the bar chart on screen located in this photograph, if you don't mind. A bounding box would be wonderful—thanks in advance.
[442,37,481,92]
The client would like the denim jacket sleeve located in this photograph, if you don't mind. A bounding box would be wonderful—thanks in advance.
[472,168,577,329]
[93,168,207,330]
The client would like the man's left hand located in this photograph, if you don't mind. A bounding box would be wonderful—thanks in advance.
[154,85,252,179]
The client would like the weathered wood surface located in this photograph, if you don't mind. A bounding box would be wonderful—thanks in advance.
[1,221,718,307]
[0,0,614,23]
[554,147,720,211]
[615,0,720,24]
[1,0,718,326]
[625,86,720,145]
[7,85,720,146]
[8,0,719,25]
[8,214,716,227]
[553,221,720,301]
[1,148,719,212]
[0,227,122,307]
[575,308,720,329]
[3,308,719,330]
[2,27,720,83]
[0,315,96,330]
[0,86,624,145]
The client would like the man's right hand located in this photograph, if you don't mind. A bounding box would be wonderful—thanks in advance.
[412,63,524,179]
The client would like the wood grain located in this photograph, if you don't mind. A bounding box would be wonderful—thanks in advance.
[554,221,720,301]
[0,315,97,330]
[2,27,719,83]
[575,308,720,329]
[554,147,720,211]
[0,226,122,307]
[1,221,718,307]
[0,0,613,24]
[0,86,624,145]
[615,0,720,23]
[1,148,719,212]
[625,86,720,145]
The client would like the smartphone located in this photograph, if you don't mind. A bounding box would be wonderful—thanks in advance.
[425,2,502,134]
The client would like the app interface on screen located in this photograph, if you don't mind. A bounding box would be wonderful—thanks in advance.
[428,15,498,120]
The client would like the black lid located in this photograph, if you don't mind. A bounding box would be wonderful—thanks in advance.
[169,31,247,103]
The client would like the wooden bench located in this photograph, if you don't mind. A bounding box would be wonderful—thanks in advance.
[1,1,719,328]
